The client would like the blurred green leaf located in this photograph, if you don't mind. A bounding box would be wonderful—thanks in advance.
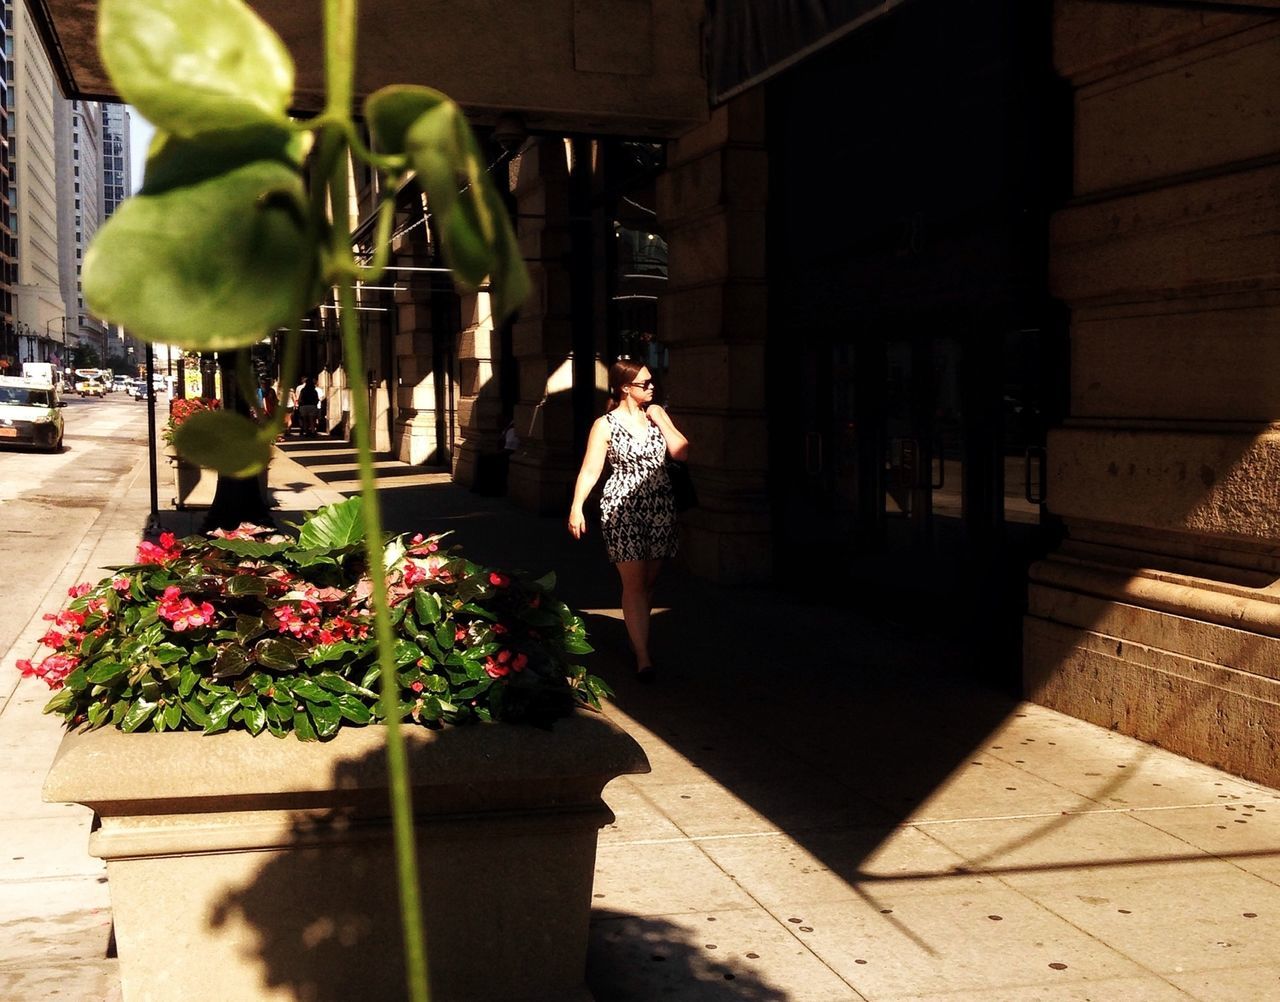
[99,0,294,137]
[82,160,317,351]
[173,411,272,477]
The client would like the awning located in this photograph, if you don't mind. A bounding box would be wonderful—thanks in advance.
[707,0,909,104]
[28,0,708,137]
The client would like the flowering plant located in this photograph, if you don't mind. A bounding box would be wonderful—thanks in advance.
[163,396,220,446]
[20,498,608,739]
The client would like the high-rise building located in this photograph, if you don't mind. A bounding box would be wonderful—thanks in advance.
[8,0,62,366]
[99,101,134,370]
[55,97,105,362]
[0,3,16,372]
[100,102,129,216]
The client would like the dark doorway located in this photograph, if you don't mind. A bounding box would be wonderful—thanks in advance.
[766,0,1068,687]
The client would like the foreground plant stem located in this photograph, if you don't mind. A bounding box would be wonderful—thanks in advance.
[324,1,430,999]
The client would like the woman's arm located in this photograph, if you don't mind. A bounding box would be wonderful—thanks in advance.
[568,418,610,539]
[646,405,690,462]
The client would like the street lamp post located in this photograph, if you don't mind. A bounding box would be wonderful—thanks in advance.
[46,316,67,371]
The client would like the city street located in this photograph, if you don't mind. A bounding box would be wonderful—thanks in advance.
[0,392,152,1002]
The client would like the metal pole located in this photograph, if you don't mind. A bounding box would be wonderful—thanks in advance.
[144,342,160,533]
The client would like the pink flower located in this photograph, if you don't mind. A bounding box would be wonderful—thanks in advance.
[410,680,424,693]
[489,572,510,588]
[67,582,92,598]
[402,560,427,588]
[157,587,216,632]
[87,598,108,616]
[110,576,130,592]
[455,626,467,642]
[19,653,80,689]
[137,532,183,566]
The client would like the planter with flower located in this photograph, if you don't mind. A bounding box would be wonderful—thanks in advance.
[52,0,648,997]
[163,397,221,507]
[38,498,642,1001]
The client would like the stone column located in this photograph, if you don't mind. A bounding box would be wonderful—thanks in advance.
[1025,3,1280,785]
[390,233,450,465]
[656,91,771,583]
[506,139,580,513]
[451,289,503,487]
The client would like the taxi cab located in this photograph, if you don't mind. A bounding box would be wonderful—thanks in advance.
[0,375,66,450]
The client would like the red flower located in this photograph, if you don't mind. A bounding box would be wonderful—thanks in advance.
[489,572,510,588]
[87,598,108,616]
[402,560,427,587]
[38,630,67,649]
[483,656,509,679]
[137,533,182,565]
[410,680,424,693]
[67,582,92,598]
[19,653,80,689]
[512,653,529,673]
[157,586,216,632]
[455,626,467,642]
[493,623,508,635]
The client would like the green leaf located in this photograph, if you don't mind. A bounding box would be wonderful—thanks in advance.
[173,411,273,477]
[182,698,211,727]
[152,643,186,664]
[286,678,330,703]
[121,698,158,733]
[423,673,449,694]
[82,159,317,352]
[435,619,455,651]
[394,639,424,666]
[532,571,556,591]
[42,689,77,715]
[235,615,268,645]
[254,637,299,671]
[226,576,269,597]
[402,98,530,324]
[292,706,318,741]
[307,700,341,738]
[562,636,595,655]
[359,665,381,690]
[163,702,183,729]
[208,537,290,559]
[87,701,111,729]
[205,694,239,733]
[141,124,305,194]
[307,641,360,665]
[86,661,128,684]
[99,0,294,138]
[335,694,373,724]
[365,85,447,155]
[178,664,199,697]
[239,701,267,735]
[297,498,365,550]
[212,643,252,678]
[282,548,340,569]
[315,671,374,698]
[415,590,442,626]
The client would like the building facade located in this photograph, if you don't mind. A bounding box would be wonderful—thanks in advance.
[9,0,61,365]
[55,97,104,363]
[0,2,16,372]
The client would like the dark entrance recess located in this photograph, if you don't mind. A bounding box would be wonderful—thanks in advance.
[765,0,1070,687]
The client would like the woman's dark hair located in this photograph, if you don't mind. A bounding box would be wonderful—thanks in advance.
[605,359,645,412]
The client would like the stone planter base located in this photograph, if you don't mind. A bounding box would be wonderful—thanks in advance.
[44,713,648,1002]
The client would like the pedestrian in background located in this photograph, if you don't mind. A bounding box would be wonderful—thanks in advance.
[297,377,321,436]
[568,359,689,682]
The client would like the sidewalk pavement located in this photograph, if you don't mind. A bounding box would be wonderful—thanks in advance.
[5,437,1280,1000]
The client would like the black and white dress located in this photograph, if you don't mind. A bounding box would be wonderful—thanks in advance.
[600,410,678,564]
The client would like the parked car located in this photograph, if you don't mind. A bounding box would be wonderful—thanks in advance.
[0,375,66,450]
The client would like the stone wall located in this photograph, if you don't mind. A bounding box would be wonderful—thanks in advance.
[1026,2,1280,785]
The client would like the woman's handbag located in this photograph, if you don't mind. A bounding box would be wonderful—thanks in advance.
[667,460,697,512]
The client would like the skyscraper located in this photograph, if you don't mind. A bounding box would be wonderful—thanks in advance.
[100,101,134,370]
[55,97,105,363]
[0,3,17,371]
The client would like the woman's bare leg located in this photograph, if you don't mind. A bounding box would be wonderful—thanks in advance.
[616,560,654,669]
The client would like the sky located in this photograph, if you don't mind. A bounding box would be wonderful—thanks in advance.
[128,110,154,193]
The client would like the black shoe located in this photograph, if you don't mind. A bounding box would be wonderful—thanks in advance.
[636,664,657,684]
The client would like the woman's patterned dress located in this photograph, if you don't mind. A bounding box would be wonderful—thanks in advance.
[600,409,678,564]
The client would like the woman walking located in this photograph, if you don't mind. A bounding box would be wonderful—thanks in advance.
[568,360,689,682]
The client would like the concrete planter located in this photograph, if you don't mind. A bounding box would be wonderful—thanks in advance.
[168,450,218,509]
[44,713,648,1002]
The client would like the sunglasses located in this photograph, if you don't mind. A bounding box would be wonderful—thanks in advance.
[628,379,655,390]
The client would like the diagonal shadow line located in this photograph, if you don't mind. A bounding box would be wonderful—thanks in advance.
[849,843,1280,885]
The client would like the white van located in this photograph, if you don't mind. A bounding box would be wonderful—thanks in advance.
[0,375,65,450]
